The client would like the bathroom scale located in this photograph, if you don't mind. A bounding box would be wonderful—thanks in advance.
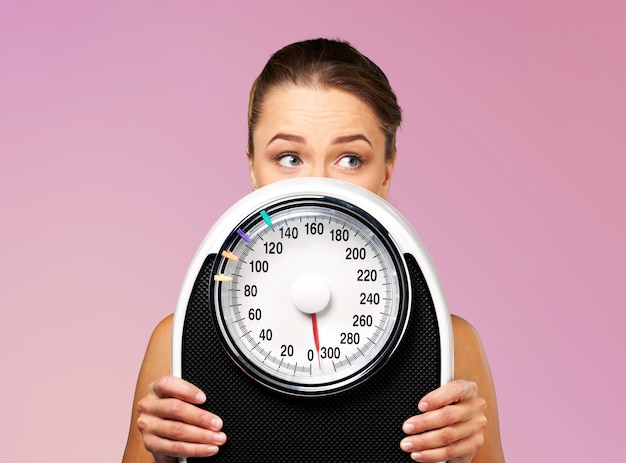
[172,177,453,462]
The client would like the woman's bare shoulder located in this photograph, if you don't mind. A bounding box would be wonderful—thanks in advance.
[450,314,489,380]
[451,313,479,338]
[152,313,174,343]
[143,313,174,376]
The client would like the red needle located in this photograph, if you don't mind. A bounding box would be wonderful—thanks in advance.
[311,313,321,369]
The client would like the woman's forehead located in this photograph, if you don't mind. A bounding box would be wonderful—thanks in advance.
[256,85,382,133]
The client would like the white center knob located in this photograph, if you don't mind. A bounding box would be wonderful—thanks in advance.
[291,274,331,314]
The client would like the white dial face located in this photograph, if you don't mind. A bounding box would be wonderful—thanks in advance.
[212,199,409,395]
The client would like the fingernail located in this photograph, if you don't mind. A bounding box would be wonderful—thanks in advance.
[196,391,207,403]
[214,432,227,444]
[401,440,413,451]
[418,401,428,412]
[411,451,423,461]
[211,417,223,429]
[403,422,415,433]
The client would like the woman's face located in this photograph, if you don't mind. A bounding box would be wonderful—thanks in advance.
[248,85,395,198]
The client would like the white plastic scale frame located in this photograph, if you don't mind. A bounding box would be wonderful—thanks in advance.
[173,177,453,390]
[172,177,453,462]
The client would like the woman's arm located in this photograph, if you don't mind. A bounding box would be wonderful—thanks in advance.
[122,315,227,463]
[400,315,505,462]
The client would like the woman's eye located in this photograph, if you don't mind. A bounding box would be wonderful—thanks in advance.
[337,155,362,169]
[277,154,301,167]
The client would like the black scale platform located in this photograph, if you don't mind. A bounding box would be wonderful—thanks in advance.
[178,251,444,462]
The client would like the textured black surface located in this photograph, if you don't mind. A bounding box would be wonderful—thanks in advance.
[181,253,441,462]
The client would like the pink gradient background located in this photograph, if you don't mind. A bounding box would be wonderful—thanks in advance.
[1,1,624,461]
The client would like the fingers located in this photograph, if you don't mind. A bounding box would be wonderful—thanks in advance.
[150,375,207,404]
[136,376,228,460]
[417,379,477,413]
[400,404,487,461]
[402,396,485,435]
[142,435,223,460]
[400,380,487,462]
[138,395,224,433]
[139,412,227,459]
[401,431,485,462]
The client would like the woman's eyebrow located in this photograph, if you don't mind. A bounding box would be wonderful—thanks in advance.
[267,133,306,146]
[332,134,372,147]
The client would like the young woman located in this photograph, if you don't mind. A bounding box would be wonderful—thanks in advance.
[123,38,505,463]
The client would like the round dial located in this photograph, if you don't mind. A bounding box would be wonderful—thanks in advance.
[211,199,409,395]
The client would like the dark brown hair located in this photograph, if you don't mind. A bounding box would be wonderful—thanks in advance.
[247,38,402,161]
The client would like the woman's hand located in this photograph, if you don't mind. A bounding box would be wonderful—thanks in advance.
[399,380,487,462]
[136,375,227,463]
